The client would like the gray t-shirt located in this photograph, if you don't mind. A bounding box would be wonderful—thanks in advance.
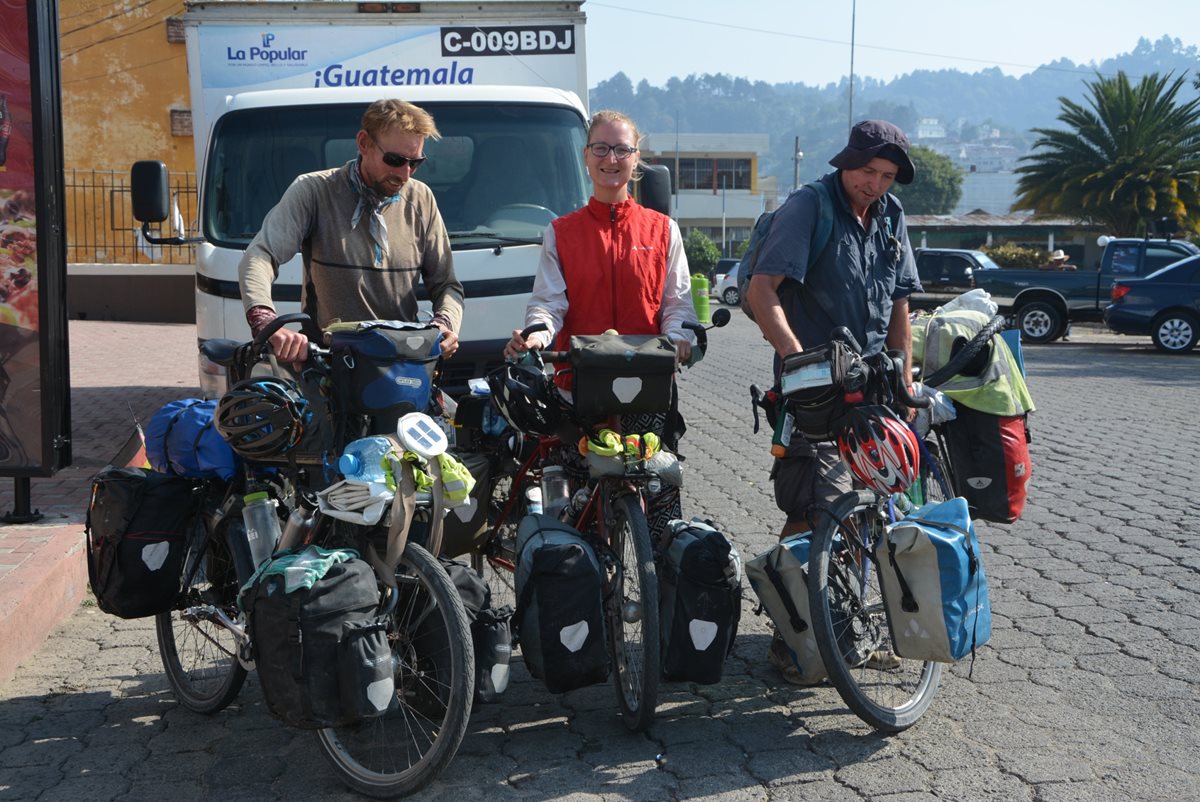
[755,171,920,361]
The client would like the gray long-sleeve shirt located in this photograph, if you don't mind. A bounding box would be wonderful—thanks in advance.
[239,161,464,332]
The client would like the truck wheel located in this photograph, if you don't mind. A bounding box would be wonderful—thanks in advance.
[1017,302,1065,344]
[1150,312,1198,354]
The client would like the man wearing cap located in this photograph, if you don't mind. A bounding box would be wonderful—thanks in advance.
[746,119,921,684]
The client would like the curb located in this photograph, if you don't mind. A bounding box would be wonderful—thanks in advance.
[0,524,88,683]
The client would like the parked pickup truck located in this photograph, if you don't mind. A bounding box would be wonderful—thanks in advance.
[911,239,1200,343]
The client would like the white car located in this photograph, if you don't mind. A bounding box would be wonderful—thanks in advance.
[713,264,740,306]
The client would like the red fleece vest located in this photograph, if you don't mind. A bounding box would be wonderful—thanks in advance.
[551,197,670,352]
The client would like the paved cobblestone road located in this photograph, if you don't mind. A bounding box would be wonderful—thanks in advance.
[2,313,1198,801]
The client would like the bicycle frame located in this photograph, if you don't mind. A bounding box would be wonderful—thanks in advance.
[481,430,646,576]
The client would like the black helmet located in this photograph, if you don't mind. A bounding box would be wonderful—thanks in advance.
[215,377,310,460]
[487,363,561,435]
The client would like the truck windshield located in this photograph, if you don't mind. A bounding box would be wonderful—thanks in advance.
[971,251,1003,270]
[203,102,590,248]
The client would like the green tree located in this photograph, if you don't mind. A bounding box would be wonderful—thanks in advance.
[683,229,720,276]
[1013,71,1200,236]
[891,145,963,214]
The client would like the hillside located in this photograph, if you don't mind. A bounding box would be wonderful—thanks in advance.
[590,35,1200,192]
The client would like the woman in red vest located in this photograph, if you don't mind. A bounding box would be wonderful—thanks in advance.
[504,109,697,533]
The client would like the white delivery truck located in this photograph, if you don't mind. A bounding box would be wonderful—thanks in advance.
[133,0,591,395]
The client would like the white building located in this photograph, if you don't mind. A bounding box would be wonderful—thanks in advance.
[640,132,775,257]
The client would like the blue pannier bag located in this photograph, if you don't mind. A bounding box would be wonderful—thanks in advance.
[329,323,442,432]
[875,497,992,663]
[146,399,240,480]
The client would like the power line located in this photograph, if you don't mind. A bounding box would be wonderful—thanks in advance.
[63,54,182,86]
[62,16,165,59]
[60,0,167,33]
[587,1,1125,80]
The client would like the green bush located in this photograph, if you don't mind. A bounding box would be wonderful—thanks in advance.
[980,243,1045,268]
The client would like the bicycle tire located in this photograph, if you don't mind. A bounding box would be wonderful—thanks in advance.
[316,541,474,799]
[808,490,942,733]
[918,432,956,505]
[922,313,1007,389]
[155,523,247,714]
[607,492,660,733]
[475,474,520,613]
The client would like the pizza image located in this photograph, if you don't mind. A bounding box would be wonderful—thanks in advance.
[0,221,36,331]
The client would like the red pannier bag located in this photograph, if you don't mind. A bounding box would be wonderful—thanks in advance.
[942,404,1031,524]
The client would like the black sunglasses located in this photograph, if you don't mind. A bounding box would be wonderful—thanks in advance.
[370,134,426,170]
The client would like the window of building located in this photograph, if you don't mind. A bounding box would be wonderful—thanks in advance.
[714,158,751,190]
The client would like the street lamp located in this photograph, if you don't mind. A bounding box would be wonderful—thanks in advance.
[793,137,804,192]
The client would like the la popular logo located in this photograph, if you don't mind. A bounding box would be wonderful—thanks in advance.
[226,32,308,64]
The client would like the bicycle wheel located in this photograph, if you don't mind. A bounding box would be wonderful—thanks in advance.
[919,432,956,505]
[606,492,660,733]
[808,490,942,733]
[316,542,474,799]
[155,523,247,714]
[476,474,520,612]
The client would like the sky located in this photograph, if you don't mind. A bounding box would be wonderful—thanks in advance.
[582,0,1200,88]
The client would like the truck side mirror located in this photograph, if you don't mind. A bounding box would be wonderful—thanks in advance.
[639,163,672,217]
[131,160,170,223]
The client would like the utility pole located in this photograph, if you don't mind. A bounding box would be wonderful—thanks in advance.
[848,0,857,135]
[793,137,803,193]
[673,111,680,217]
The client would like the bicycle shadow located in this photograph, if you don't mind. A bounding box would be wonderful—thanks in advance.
[450,632,892,799]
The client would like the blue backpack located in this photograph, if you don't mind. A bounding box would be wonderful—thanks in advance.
[738,180,833,322]
[146,398,240,480]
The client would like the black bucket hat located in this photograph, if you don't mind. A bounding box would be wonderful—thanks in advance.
[829,120,916,184]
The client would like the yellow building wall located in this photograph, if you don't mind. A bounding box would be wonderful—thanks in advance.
[59,0,194,263]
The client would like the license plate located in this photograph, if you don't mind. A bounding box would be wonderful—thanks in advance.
[781,359,833,394]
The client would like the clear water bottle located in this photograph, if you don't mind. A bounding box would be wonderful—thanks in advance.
[540,465,570,520]
[241,492,281,569]
[525,485,544,515]
[338,436,394,483]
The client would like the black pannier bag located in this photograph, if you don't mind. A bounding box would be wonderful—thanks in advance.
[245,552,393,728]
[441,557,512,703]
[659,518,743,684]
[329,323,442,431]
[514,514,609,694]
[942,404,1032,524]
[568,333,676,421]
[85,467,201,619]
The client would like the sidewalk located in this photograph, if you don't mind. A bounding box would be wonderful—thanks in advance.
[0,320,200,683]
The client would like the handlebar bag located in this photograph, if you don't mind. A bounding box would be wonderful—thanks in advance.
[568,333,675,420]
[85,467,202,619]
[744,532,828,685]
[659,518,743,684]
[874,497,992,663]
[513,514,609,693]
[329,323,442,427]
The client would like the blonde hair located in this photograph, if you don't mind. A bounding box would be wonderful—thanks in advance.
[362,99,440,140]
[586,109,640,146]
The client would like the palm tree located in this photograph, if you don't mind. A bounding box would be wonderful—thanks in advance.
[1013,71,1200,236]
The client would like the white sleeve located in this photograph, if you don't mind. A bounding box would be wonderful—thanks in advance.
[659,219,699,343]
[523,224,569,348]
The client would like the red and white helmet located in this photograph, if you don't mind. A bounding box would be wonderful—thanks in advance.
[836,405,920,495]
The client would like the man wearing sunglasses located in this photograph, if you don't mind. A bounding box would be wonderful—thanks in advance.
[239,99,464,362]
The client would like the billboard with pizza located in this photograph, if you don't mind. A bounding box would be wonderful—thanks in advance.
[0,0,70,476]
